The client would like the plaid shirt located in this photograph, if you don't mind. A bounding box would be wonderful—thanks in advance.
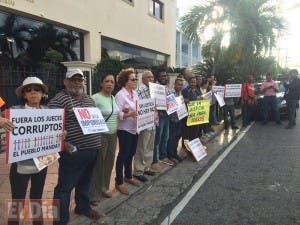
[137,83,151,99]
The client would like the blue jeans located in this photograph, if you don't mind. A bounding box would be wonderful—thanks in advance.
[242,103,255,126]
[115,130,138,185]
[167,120,182,158]
[262,96,280,123]
[153,115,170,163]
[53,149,97,225]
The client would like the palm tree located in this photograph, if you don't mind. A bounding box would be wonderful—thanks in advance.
[179,0,285,76]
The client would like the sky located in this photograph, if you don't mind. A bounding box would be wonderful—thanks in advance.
[176,0,300,69]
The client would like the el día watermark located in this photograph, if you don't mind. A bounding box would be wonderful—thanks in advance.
[5,199,60,221]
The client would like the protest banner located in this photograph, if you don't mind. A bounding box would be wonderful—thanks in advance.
[149,82,167,110]
[5,109,65,164]
[214,92,225,107]
[186,100,210,126]
[201,91,213,104]
[136,98,155,133]
[166,93,179,115]
[0,97,5,107]
[33,153,60,171]
[175,96,188,120]
[212,86,225,98]
[187,138,207,162]
[225,84,242,98]
[74,107,108,134]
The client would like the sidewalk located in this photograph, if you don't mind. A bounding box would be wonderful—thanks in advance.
[0,110,242,225]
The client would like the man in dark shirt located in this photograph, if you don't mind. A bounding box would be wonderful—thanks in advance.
[285,69,300,129]
[49,68,103,225]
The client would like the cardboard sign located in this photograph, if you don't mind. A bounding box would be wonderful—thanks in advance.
[186,100,210,126]
[149,82,167,110]
[33,153,60,171]
[187,138,207,162]
[175,96,188,120]
[136,98,155,133]
[225,84,242,98]
[166,93,179,115]
[212,86,225,98]
[202,91,213,104]
[73,107,108,134]
[6,109,65,164]
[214,92,225,107]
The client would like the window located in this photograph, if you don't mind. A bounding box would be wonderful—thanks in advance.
[149,0,163,20]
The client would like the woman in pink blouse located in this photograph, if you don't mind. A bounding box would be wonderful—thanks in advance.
[115,68,140,195]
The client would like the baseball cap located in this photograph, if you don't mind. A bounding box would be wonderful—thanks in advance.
[66,68,85,79]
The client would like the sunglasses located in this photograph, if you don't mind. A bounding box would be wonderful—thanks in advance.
[23,87,43,93]
[129,78,138,82]
[69,77,85,83]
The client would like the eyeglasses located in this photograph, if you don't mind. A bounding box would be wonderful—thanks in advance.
[69,78,85,83]
[129,78,138,82]
[23,87,43,93]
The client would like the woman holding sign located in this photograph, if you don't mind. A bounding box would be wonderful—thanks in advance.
[114,68,139,195]
[89,74,120,204]
[8,77,66,225]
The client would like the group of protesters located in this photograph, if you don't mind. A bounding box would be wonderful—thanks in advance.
[0,67,299,225]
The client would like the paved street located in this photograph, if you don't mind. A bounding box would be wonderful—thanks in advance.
[172,118,300,225]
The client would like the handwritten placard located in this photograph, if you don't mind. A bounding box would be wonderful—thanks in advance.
[149,82,167,110]
[136,98,155,133]
[186,100,210,126]
[175,96,188,120]
[225,84,242,98]
[187,138,207,162]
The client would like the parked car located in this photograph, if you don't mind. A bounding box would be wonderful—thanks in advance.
[254,81,287,121]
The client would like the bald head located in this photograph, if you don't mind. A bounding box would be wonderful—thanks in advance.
[142,70,154,86]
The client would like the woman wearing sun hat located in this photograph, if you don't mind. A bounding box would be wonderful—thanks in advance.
[8,77,66,225]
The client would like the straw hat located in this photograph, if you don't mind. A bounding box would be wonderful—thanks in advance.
[16,77,48,97]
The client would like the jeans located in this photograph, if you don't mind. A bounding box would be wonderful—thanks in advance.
[53,149,97,225]
[115,130,138,185]
[9,163,47,225]
[167,120,182,158]
[223,105,236,128]
[262,96,280,123]
[287,100,298,126]
[153,115,170,163]
[242,103,255,126]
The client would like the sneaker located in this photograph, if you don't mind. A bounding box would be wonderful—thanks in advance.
[115,184,129,195]
[160,158,174,166]
[124,177,140,187]
[133,175,148,182]
[150,163,162,173]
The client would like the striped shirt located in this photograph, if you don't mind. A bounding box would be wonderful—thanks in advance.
[48,90,101,150]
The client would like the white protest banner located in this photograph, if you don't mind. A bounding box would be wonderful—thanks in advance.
[212,86,225,98]
[166,93,179,115]
[136,98,155,133]
[225,84,242,98]
[214,93,225,107]
[187,138,207,162]
[6,109,65,164]
[175,96,188,120]
[74,107,108,134]
[33,153,60,171]
[149,82,167,110]
[202,91,213,103]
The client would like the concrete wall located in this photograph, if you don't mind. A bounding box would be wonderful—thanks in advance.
[0,0,177,65]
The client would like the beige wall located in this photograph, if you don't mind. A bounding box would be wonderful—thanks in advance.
[0,0,177,66]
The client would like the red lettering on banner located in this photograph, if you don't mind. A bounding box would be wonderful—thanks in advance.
[77,109,91,119]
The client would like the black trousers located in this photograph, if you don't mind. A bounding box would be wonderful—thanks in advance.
[8,163,47,225]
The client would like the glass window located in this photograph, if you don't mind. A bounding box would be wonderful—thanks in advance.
[149,0,163,20]
[101,37,167,68]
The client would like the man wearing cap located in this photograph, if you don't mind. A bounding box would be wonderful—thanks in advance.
[284,69,300,129]
[48,69,103,224]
